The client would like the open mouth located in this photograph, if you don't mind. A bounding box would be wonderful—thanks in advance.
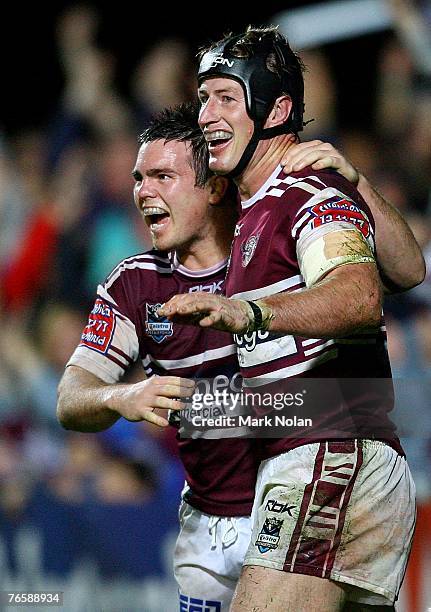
[205,130,232,152]
[143,207,170,231]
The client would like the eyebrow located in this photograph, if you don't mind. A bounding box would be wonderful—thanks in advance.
[132,167,176,179]
[199,85,240,96]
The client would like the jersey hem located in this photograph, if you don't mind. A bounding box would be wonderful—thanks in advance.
[183,494,253,518]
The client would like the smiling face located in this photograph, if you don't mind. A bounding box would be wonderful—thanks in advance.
[198,77,254,175]
[132,139,213,254]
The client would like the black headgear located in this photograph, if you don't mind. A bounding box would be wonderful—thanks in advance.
[198,32,304,177]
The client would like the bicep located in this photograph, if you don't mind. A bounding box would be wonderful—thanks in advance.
[59,365,108,393]
[297,226,376,288]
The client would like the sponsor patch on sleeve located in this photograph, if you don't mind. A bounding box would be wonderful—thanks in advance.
[310,196,370,238]
[79,298,115,354]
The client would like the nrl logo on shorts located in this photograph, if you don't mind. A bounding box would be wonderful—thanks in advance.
[241,233,260,267]
[255,517,283,554]
[145,303,173,344]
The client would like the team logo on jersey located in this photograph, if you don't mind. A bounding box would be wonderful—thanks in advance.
[79,298,115,354]
[310,196,370,238]
[145,303,173,343]
[241,233,260,267]
[255,517,284,553]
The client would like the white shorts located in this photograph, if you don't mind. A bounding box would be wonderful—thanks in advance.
[244,440,416,606]
[174,501,252,612]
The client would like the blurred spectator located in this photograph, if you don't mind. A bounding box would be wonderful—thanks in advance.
[0,303,85,429]
[301,48,337,140]
[84,131,152,292]
[131,38,197,127]
[49,4,133,169]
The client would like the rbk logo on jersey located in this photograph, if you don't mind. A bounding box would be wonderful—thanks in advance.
[255,517,284,554]
[310,196,370,238]
[79,298,115,354]
[241,233,260,267]
[188,280,223,294]
[145,303,173,343]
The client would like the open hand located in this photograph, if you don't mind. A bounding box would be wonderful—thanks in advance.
[158,292,251,334]
[281,140,359,185]
[118,376,195,427]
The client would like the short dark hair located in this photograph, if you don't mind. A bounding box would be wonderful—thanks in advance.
[138,102,211,187]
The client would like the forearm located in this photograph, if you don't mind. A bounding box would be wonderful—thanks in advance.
[160,264,382,337]
[356,174,425,291]
[259,263,382,338]
[57,366,122,432]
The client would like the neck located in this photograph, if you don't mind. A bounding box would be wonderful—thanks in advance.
[176,214,235,270]
[236,134,297,200]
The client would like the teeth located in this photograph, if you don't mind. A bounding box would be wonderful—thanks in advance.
[205,130,232,142]
[143,207,167,216]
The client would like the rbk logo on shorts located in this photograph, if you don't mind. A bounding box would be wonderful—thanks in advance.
[179,593,221,612]
[79,298,115,354]
[265,499,295,516]
[145,303,173,343]
[255,517,283,553]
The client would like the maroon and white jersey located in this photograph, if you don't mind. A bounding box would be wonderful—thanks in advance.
[68,250,259,516]
[224,165,402,459]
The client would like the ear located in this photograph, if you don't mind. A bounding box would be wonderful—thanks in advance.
[265,95,292,128]
[207,175,229,205]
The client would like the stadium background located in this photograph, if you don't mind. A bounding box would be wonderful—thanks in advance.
[0,1,430,610]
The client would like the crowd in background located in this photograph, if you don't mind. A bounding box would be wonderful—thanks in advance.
[0,3,430,610]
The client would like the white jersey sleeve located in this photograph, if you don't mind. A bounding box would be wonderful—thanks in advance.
[67,285,139,383]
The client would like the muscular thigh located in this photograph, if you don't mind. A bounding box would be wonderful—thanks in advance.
[242,440,415,607]
[231,565,346,612]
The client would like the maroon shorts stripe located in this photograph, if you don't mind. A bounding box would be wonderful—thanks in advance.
[283,442,326,571]
[324,463,354,471]
[323,441,364,578]
[310,510,337,519]
[323,472,352,480]
[308,521,332,529]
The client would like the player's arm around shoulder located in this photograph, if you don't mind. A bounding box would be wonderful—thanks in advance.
[282,140,425,292]
[57,365,195,432]
[356,172,425,292]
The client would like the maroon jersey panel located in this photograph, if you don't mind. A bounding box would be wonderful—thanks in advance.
[69,250,258,516]
[224,165,402,458]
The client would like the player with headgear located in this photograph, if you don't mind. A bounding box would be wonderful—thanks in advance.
[160,26,421,611]
[197,27,305,178]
